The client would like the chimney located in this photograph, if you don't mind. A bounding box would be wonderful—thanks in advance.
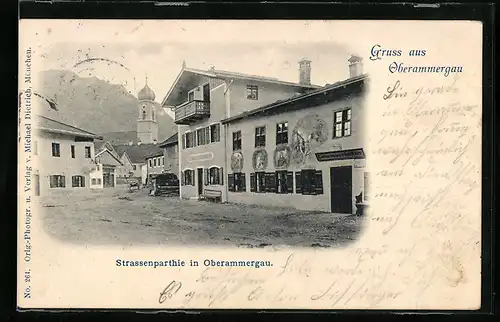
[298,58,311,85]
[348,55,363,78]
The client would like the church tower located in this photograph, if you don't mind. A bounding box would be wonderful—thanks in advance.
[136,77,158,144]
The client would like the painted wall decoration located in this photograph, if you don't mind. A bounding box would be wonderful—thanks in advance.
[252,149,268,171]
[291,114,329,165]
[230,151,244,172]
[273,144,291,169]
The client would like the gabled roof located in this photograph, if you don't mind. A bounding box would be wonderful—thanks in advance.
[158,132,178,148]
[111,144,164,164]
[95,140,121,160]
[36,115,102,140]
[221,74,368,124]
[145,150,164,159]
[161,66,322,107]
[95,148,123,166]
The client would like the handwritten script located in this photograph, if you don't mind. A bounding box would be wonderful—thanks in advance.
[154,76,481,310]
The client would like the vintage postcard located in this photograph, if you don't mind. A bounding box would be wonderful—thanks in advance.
[18,20,482,310]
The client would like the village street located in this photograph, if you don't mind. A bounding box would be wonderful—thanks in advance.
[39,187,365,248]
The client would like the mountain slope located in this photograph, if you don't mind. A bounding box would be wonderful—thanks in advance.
[37,69,176,142]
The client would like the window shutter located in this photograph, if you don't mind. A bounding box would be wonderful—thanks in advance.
[295,172,302,194]
[181,171,185,186]
[241,173,246,192]
[82,176,86,188]
[268,172,276,193]
[182,134,186,149]
[315,170,323,195]
[204,168,209,185]
[250,173,256,192]
[228,174,235,192]
[220,167,224,185]
[287,171,294,193]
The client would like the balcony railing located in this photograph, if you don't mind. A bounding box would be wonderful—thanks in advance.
[174,100,210,125]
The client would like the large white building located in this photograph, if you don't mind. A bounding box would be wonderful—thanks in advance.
[33,115,103,196]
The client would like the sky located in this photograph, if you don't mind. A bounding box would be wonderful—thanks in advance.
[24,20,364,110]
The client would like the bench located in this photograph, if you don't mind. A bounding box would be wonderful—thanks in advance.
[201,189,222,202]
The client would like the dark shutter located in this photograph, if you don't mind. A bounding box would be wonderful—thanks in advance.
[220,167,224,185]
[295,171,302,194]
[287,171,294,193]
[250,173,256,192]
[267,172,276,193]
[228,174,235,192]
[204,168,209,185]
[181,171,185,186]
[315,170,323,195]
[182,134,186,149]
[241,173,246,192]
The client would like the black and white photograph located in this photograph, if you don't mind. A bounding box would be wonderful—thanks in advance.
[18,20,483,310]
[29,24,368,247]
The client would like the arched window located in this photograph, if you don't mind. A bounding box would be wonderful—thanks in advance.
[142,110,146,120]
[182,169,194,186]
[207,166,223,185]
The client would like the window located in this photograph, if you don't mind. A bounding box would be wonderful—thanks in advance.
[185,132,195,148]
[228,173,246,192]
[91,178,97,185]
[246,85,258,100]
[49,175,65,188]
[152,111,155,121]
[333,108,352,138]
[250,172,266,193]
[133,165,137,170]
[70,145,75,158]
[297,170,324,195]
[196,127,209,146]
[72,175,85,187]
[210,123,221,143]
[161,157,164,166]
[96,165,100,171]
[206,167,223,185]
[255,126,266,147]
[275,171,294,194]
[149,159,153,167]
[364,172,369,201]
[85,146,91,158]
[188,91,195,102]
[51,143,60,157]
[97,178,102,185]
[234,173,246,192]
[182,169,195,186]
[276,122,288,145]
[142,110,146,120]
[232,131,242,151]
[33,140,38,155]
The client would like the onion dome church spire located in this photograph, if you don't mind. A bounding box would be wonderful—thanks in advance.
[138,75,156,101]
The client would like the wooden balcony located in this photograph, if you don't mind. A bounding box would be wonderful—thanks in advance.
[174,100,210,125]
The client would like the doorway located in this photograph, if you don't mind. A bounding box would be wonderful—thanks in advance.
[33,174,40,196]
[330,166,352,214]
[197,168,204,196]
[203,83,210,102]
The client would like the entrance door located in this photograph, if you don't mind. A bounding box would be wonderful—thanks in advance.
[330,166,353,214]
[203,83,210,102]
[197,168,204,196]
[33,174,40,196]
[103,168,115,188]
